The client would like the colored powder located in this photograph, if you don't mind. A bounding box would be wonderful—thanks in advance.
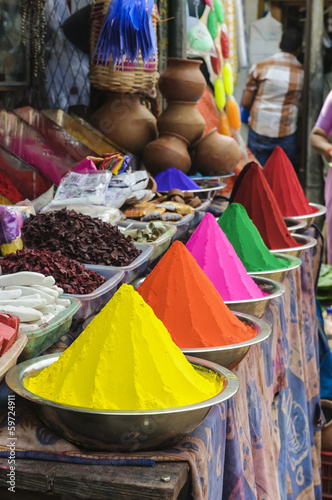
[186,212,267,300]
[229,162,301,250]
[0,170,24,203]
[154,167,201,191]
[218,203,290,273]
[24,284,221,410]
[137,241,257,348]
[263,146,317,217]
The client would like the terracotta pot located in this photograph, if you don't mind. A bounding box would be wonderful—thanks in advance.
[157,101,206,144]
[190,127,241,175]
[89,93,157,156]
[158,58,207,101]
[143,133,191,176]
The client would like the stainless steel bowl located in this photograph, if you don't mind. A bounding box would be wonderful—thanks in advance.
[224,276,285,318]
[284,217,307,233]
[181,312,271,370]
[5,354,239,452]
[283,203,326,229]
[248,253,302,283]
[270,233,317,259]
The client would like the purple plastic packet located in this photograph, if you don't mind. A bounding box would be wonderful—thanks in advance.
[0,207,20,244]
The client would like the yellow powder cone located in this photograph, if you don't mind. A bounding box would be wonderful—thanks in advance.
[24,284,221,410]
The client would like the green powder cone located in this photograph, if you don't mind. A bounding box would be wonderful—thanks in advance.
[217,203,290,272]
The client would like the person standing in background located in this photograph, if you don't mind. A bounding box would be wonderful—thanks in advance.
[310,93,332,265]
[241,28,304,166]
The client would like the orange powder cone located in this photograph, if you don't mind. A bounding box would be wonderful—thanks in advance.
[137,241,256,348]
[229,162,301,250]
[263,146,317,217]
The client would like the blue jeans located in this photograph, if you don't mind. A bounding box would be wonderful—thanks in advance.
[247,127,297,166]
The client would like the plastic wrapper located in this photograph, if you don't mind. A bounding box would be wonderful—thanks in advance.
[160,212,183,221]
[0,206,23,256]
[52,171,112,205]
[187,16,216,57]
[0,110,75,186]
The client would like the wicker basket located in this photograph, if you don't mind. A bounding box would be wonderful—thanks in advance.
[89,0,159,95]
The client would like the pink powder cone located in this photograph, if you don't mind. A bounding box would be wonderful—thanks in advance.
[186,212,266,301]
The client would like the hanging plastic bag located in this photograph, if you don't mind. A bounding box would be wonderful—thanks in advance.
[214,78,226,110]
[226,96,241,130]
[222,61,234,96]
[0,206,23,256]
[187,16,217,57]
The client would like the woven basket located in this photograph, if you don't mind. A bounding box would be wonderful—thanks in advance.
[89,0,159,95]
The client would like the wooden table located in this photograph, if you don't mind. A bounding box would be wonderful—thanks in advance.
[0,459,190,499]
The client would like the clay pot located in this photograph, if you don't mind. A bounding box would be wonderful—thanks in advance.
[190,127,241,175]
[143,133,191,176]
[157,101,206,144]
[158,58,207,101]
[89,93,157,156]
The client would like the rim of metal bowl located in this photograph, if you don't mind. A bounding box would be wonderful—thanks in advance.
[284,217,307,232]
[5,354,239,416]
[158,180,226,194]
[181,312,271,356]
[269,233,317,254]
[223,275,285,307]
[247,252,302,277]
[283,202,326,222]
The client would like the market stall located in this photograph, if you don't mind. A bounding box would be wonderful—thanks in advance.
[0,1,329,499]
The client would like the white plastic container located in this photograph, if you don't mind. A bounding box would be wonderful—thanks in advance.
[63,268,125,323]
[85,243,154,285]
[118,221,177,264]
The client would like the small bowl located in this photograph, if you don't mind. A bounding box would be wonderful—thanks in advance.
[181,312,271,370]
[283,203,326,229]
[270,233,317,259]
[224,276,285,318]
[284,217,307,233]
[6,354,239,452]
[248,253,302,284]
[0,331,27,384]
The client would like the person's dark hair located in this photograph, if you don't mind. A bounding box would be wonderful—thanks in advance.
[280,28,303,54]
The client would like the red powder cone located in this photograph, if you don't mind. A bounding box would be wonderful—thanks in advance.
[229,162,301,250]
[137,241,256,348]
[263,146,317,217]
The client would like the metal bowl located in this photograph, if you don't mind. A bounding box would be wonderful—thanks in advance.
[224,276,285,318]
[283,203,326,229]
[181,312,271,370]
[5,354,239,452]
[270,233,317,259]
[248,253,302,284]
[159,179,226,201]
[284,217,307,233]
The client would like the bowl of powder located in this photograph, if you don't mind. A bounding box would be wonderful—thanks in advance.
[247,253,302,284]
[6,353,239,452]
[284,218,307,233]
[284,203,326,229]
[6,284,240,452]
[270,233,317,259]
[223,276,285,319]
[181,312,272,370]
